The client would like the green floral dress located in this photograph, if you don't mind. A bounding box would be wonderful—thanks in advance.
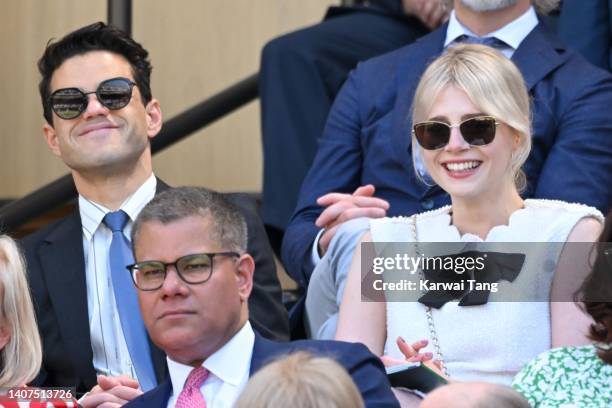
[512,345,611,407]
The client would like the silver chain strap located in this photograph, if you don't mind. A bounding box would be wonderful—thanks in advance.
[409,215,450,377]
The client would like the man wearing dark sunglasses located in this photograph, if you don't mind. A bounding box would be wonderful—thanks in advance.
[122,186,398,408]
[283,0,612,340]
[22,22,288,407]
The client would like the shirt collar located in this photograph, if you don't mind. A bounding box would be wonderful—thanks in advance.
[79,173,157,239]
[444,6,538,51]
[167,321,255,393]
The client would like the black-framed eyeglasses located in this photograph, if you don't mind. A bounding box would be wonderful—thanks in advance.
[127,252,240,291]
[49,77,137,120]
[413,115,499,150]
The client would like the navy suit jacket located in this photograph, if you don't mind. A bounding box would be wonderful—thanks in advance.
[22,180,289,394]
[282,22,612,286]
[124,333,399,408]
[557,0,612,71]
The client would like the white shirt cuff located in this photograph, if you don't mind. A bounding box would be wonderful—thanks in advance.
[310,228,326,265]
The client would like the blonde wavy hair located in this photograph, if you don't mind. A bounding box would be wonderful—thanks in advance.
[411,43,531,191]
[0,235,42,387]
[235,352,365,408]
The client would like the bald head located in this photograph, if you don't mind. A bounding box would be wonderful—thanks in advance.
[421,382,530,408]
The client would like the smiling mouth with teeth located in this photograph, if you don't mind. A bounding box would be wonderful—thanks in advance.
[444,161,481,172]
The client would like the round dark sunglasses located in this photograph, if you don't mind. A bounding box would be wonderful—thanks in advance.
[413,116,499,150]
[49,77,137,120]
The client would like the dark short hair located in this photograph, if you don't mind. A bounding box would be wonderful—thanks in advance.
[577,210,612,364]
[131,187,248,254]
[38,22,153,125]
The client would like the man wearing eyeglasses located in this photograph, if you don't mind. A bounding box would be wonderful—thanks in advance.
[22,22,288,407]
[284,0,612,340]
[122,186,398,408]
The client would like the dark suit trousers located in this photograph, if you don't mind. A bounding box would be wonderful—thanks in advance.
[260,8,429,232]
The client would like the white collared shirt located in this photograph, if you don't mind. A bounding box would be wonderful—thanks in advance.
[444,6,539,58]
[166,321,255,408]
[80,173,157,381]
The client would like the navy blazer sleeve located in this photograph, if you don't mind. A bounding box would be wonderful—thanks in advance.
[557,0,611,70]
[254,338,400,407]
[282,70,365,286]
[335,341,400,407]
[530,57,612,211]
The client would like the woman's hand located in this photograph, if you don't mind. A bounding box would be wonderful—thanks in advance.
[381,337,448,379]
[380,337,433,366]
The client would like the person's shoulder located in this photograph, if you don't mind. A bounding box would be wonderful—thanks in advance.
[525,199,603,222]
[255,336,376,366]
[522,345,601,376]
[285,339,378,365]
[123,380,171,408]
[531,24,612,86]
[123,393,164,408]
[20,211,79,252]
[371,205,451,226]
[369,206,451,243]
[217,192,258,215]
[555,44,612,84]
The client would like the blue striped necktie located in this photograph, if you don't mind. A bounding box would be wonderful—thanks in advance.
[103,210,157,391]
[455,34,508,50]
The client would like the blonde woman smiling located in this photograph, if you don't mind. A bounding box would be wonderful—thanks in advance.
[336,44,603,387]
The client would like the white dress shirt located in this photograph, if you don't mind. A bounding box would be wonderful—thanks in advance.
[80,173,157,380]
[166,321,255,408]
[444,6,539,58]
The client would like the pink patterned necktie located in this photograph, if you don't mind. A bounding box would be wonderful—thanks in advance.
[175,366,209,408]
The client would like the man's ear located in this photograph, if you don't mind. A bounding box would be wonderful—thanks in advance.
[0,319,11,350]
[145,99,162,139]
[235,254,254,302]
[43,123,62,157]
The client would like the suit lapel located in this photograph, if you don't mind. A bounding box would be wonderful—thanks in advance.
[149,333,167,384]
[155,178,170,194]
[33,178,173,387]
[138,377,172,407]
[38,211,95,383]
[41,193,171,386]
[249,333,283,375]
[512,24,569,91]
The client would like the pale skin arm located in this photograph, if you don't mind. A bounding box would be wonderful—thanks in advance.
[550,216,603,348]
[336,231,387,354]
[335,233,444,407]
[335,231,436,360]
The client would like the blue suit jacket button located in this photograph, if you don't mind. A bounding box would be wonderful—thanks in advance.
[421,199,434,210]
